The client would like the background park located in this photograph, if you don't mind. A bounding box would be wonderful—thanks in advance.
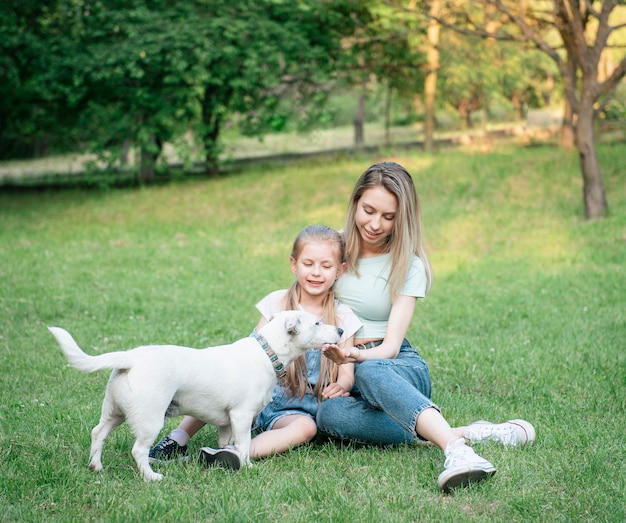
[1,1,625,522]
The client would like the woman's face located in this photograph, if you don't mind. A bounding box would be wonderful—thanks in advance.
[355,186,398,255]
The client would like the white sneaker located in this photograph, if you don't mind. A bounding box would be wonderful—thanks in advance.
[463,419,536,447]
[438,438,496,493]
[198,445,243,471]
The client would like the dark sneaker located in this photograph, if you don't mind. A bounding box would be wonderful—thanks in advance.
[438,438,496,493]
[149,437,189,463]
[198,446,243,471]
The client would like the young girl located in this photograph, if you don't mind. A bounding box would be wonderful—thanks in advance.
[318,162,534,493]
[150,224,361,468]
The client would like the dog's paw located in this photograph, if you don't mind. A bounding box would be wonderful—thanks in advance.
[142,470,164,482]
[89,461,103,472]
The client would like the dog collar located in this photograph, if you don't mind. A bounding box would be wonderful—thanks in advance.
[252,333,286,380]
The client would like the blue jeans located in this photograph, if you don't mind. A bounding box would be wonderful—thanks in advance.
[316,342,438,445]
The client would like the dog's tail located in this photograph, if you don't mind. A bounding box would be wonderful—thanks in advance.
[48,327,133,373]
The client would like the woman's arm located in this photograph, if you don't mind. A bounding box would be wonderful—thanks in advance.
[322,295,417,363]
[356,295,416,361]
[321,337,355,398]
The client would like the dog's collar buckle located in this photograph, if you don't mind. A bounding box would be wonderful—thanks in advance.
[252,332,286,380]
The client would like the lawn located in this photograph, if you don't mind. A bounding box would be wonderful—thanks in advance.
[1,143,624,522]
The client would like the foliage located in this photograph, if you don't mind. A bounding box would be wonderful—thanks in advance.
[0,0,86,158]
[434,4,560,127]
[0,0,369,174]
[435,0,626,218]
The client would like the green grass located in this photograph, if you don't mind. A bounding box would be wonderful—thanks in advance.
[1,144,625,522]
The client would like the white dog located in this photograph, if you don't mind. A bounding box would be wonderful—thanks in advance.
[48,310,342,481]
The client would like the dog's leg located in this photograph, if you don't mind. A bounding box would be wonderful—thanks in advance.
[89,414,124,472]
[229,411,255,467]
[127,413,168,482]
[217,425,233,448]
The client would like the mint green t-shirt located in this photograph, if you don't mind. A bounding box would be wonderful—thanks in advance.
[334,253,427,339]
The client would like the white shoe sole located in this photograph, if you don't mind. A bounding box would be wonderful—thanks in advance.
[198,447,242,471]
[438,464,496,493]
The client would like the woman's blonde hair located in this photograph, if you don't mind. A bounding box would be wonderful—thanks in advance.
[344,162,433,300]
[279,224,345,400]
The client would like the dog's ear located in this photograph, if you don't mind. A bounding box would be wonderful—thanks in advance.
[285,316,301,335]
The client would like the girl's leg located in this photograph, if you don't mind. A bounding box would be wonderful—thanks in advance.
[150,415,206,461]
[249,414,317,459]
[170,415,207,445]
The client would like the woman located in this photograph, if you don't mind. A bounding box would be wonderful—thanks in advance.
[319,162,534,493]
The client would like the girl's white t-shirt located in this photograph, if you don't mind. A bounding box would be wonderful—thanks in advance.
[256,289,361,344]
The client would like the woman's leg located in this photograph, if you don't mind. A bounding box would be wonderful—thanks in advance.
[316,395,417,445]
[352,351,436,438]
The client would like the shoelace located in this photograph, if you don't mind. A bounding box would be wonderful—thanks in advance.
[155,439,179,452]
[444,441,479,468]
[473,423,521,445]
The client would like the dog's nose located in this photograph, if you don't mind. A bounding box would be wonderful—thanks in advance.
[337,327,344,337]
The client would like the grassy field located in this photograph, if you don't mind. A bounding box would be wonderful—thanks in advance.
[1,143,625,522]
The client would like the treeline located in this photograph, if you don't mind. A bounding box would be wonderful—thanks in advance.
[2,1,624,209]
[0,1,559,177]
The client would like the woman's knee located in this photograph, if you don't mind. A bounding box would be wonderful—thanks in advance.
[316,397,347,431]
[316,399,332,429]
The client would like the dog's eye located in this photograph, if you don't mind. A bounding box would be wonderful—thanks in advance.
[315,321,321,326]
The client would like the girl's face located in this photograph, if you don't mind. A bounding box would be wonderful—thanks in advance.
[355,186,398,255]
[290,241,344,298]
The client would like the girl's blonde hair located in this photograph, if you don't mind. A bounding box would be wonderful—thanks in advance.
[344,162,433,300]
[279,224,345,400]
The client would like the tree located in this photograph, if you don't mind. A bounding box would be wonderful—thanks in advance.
[424,0,441,150]
[189,0,367,173]
[0,1,86,159]
[432,0,626,219]
[1,0,367,179]
[77,2,203,182]
[340,3,426,147]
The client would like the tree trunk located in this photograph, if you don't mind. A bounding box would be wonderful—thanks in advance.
[121,139,131,165]
[138,134,163,184]
[384,86,392,147]
[354,92,365,147]
[201,84,232,176]
[560,98,576,150]
[575,103,607,219]
[424,0,440,151]
[139,146,155,184]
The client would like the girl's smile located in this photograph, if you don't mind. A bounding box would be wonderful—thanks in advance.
[291,241,344,298]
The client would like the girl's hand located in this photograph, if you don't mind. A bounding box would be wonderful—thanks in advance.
[322,344,359,364]
[321,382,349,399]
